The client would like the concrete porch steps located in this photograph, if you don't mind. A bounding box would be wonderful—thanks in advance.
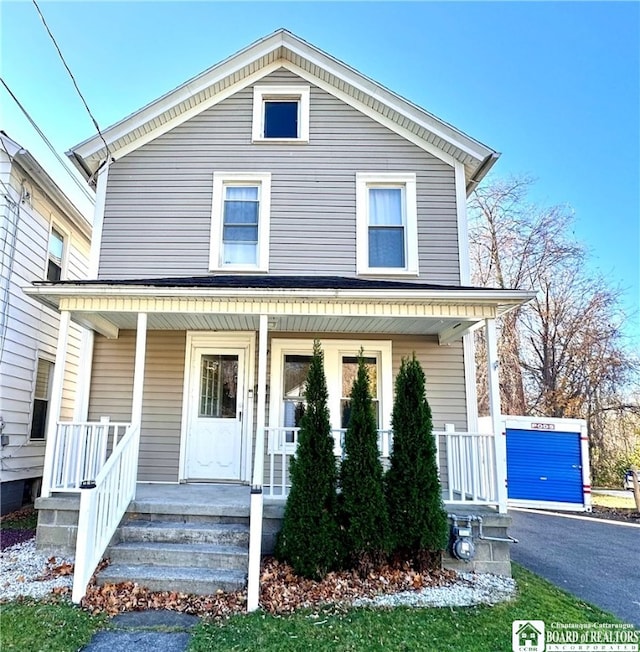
[108,540,249,571]
[98,563,246,595]
[95,487,252,595]
[118,520,250,547]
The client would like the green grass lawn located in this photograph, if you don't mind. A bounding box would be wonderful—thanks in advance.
[0,565,632,652]
[0,600,108,652]
[189,565,631,652]
[592,493,637,510]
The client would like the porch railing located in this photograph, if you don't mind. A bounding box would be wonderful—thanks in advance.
[264,426,498,507]
[72,422,140,604]
[47,419,131,493]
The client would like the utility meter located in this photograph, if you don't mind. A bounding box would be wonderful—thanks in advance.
[451,520,476,561]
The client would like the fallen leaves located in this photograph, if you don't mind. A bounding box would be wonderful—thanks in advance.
[81,581,247,618]
[79,556,457,619]
[259,557,456,615]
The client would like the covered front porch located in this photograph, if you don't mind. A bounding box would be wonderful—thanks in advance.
[25,276,534,606]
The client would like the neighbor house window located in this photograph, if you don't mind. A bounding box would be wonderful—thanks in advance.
[47,227,65,281]
[30,358,54,440]
[209,172,271,271]
[356,173,418,275]
[252,85,310,142]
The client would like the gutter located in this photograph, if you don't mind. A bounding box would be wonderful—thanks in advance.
[466,152,500,196]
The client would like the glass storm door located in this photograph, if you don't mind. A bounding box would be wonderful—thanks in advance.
[186,349,244,480]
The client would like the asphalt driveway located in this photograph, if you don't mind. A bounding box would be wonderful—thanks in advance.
[509,509,640,628]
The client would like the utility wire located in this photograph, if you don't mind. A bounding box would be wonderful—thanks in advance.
[0,78,95,204]
[32,0,111,161]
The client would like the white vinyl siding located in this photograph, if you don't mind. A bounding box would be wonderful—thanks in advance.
[99,69,460,284]
[0,156,91,483]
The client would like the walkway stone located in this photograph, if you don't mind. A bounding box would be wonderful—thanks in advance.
[82,610,199,652]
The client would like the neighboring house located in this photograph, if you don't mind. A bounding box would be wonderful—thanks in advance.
[25,30,534,606]
[0,132,92,514]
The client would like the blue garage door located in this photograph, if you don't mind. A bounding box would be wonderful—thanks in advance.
[506,429,583,503]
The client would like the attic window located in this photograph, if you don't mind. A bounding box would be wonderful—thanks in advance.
[252,85,310,143]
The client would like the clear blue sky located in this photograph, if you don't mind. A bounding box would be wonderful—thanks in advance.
[1,1,638,343]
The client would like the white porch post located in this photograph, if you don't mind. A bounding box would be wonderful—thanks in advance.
[130,313,147,484]
[248,314,268,612]
[485,318,507,513]
[73,329,94,422]
[41,310,70,497]
[131,313,147,427]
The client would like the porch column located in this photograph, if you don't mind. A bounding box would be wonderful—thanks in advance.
[41,310,70,497]
[131,313,148,428]
[485,318,507,513]
[73,329,94,422]
[248,314,268,612]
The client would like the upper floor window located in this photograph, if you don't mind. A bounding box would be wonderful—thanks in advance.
[356,173,419,275]
[47,226,65,281]
[30,357,54,440]
[209,172,271,271]
[252,85,310,143]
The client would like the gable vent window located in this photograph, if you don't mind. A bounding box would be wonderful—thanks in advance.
[264,100,298,139]
[252,85,310,143]
[47,227,65,281]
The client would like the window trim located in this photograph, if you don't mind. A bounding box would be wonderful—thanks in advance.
[45,221,69,281]
[29,355,55,442]
[356,172,419,276]
[252,85,310,143]
[209,172,271,272]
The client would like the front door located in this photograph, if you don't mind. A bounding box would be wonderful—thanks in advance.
[186,348,245,480]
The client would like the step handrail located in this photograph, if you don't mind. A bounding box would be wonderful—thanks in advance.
[72,423,140,603]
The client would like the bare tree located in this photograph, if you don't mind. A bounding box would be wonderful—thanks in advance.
[468,176,638,482]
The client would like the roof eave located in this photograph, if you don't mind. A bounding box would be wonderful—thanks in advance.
[68,29,498,181]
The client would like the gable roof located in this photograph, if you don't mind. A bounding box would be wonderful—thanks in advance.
[68,29,498,192]
[1,131,93,239]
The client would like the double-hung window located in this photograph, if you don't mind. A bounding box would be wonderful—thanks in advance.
[47,226,65,281]
[210,172,271,271]
[30,358,54,440]
[252,85,310,142]
[356,173,418,275]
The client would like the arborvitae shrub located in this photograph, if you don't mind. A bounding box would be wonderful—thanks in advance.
[386,354,448,566]
[275,340,340,579]
[339,352,390,574]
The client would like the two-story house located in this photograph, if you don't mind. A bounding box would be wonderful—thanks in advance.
[26,30,533,607]
[0,132,92,514]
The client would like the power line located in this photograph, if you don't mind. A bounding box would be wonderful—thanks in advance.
[0,78,95,204]
[31,0,111,161]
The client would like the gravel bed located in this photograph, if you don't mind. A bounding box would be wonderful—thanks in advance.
[0,539,74,601]
[353,571,517,608]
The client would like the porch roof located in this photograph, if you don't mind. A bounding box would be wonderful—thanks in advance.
[24,275,535,343]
